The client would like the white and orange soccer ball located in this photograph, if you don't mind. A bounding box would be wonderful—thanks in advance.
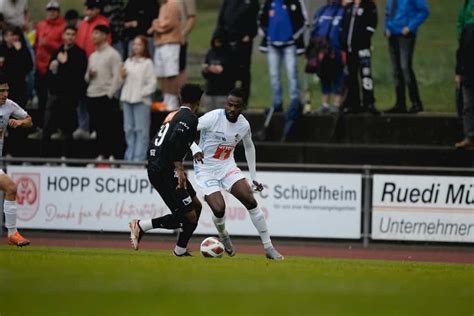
[200,237,225,258]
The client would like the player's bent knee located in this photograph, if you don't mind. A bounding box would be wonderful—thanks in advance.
[5,181,17,198]
[244,198,258,210]
[185,210,198,225]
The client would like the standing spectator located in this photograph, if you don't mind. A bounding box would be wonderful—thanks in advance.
[123,0,159,56]
[0,0,28,28]
[177,0,196,88]
[74,0,110,140]
[76,0,110,58]
[0,13,6,43]
[102,0,126,59]
[42,26,87,145]
[120,35,157,161]
[201,37,234,111]
[340,0,378,114]
[384,0,429,114]
[65,9,80,28]
[28,0,66,140]
[309,0,345,114]
[148,0,182,111]
[455,0,474,150]
[85,24,122,159]
[0,26,32,107]
[258,0,308,140]
[214,0,259,104]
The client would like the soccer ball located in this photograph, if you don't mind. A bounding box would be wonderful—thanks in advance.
[200,237,225,258]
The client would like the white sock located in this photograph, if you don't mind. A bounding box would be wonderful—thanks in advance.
[212,214,228,237]
[248,206,272,249]
[174,245,187,255]
[139,219,153,232]
[4,200,18,236]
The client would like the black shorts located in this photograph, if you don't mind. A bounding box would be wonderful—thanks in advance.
[148,168,196,216]
[179,42,188,72]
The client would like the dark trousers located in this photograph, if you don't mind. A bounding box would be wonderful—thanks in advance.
[230,41,253,104]
[35,73,49,128]
[388,35,422,108]
[345,49,376,109]
[462,84,474,140]
[43,92,78,138]
[87,96,119,157]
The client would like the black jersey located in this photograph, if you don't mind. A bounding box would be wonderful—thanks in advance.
[148,107,198,173]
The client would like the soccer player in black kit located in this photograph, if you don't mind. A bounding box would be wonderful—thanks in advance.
[129,84,204,256]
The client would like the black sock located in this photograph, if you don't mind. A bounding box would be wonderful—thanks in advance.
[176,217,197,249]
[152,214,182,230]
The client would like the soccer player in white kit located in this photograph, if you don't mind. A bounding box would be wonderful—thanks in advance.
[191,88,283,260]
[0,73,33,246]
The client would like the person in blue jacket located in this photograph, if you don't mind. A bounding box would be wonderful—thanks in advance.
[311,0,345,114]
[384,0,429,114]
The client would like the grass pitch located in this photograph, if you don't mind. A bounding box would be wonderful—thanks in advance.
[0,246,472,316]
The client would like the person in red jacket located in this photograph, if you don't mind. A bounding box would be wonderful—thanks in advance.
[28,0,66,140]
[76,0,110,58]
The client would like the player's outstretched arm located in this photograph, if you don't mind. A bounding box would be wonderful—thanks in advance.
[8,115,32,129]
[243,132,263,191]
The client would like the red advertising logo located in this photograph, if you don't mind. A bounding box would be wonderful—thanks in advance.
[12,173,40,221]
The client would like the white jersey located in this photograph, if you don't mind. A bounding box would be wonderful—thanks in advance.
[194,109,251,176]
[0,99,28,156]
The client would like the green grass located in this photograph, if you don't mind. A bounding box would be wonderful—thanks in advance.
[0,246,472,315]
[28,0,459,112]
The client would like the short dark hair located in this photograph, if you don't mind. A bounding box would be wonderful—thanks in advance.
[93,24,110,34]
[65,9,79,21]
[64,25,77,33]
[180,84,204,104]
[4,25,23,37]
[0,72,8,85]
[229,88,246,101]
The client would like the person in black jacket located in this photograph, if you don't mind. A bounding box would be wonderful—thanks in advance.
[202,37,235,111]
[214,0,259,104]
[340,0,378,114]
[129,84,204,257]
[123,0,159,56]
[0,25,33,107]
[455,22,474,150]
[42,26,87,145]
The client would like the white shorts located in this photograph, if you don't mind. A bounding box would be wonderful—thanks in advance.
[154,44,180,78]
[195,166,246,196]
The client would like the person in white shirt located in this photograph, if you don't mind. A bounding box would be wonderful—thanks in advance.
[191,88,283,260]
[0,72,32,246]
[120,35,157,161]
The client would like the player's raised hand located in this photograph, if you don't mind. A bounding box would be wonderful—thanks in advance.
[175,168,187,190]
[193,151,204,164]
[252,180,264,192]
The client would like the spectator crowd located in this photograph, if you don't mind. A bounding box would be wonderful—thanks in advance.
[0,0,472,158]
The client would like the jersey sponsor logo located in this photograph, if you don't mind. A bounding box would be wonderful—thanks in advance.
[178,121,189,130]
[213,144,235,160]
[11,173,40,221]
[182,196,192,206]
